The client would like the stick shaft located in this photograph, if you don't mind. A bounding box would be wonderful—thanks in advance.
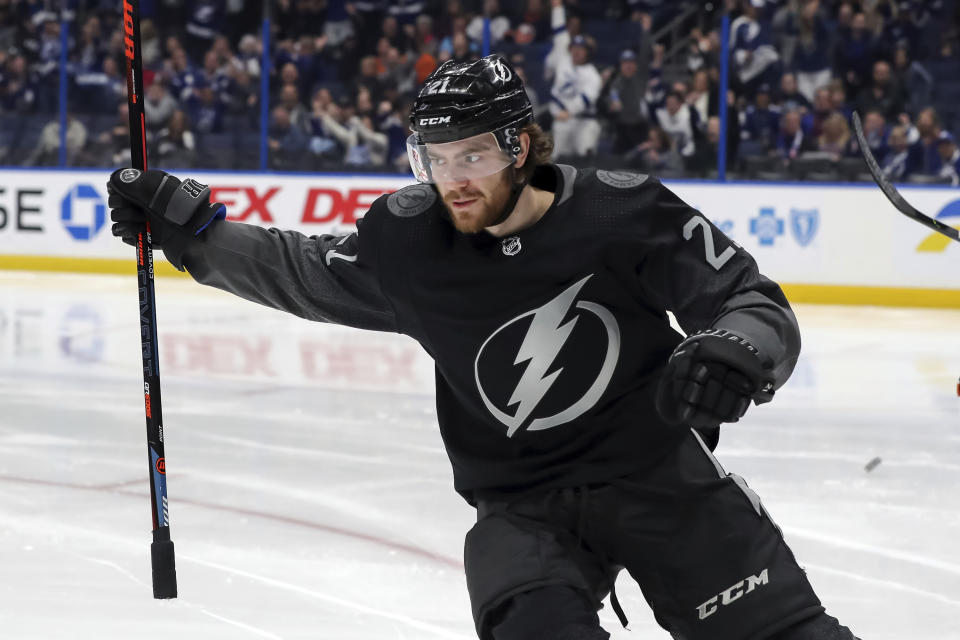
[122,0,177,599]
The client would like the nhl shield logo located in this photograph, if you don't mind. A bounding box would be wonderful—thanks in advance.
[789,208,819,247]
[502,236,521,256]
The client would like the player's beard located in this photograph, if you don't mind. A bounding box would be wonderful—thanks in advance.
[439,168,514,234]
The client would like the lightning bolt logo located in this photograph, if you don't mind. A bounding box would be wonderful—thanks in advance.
[505,277,587,435]
[475,275,621,438]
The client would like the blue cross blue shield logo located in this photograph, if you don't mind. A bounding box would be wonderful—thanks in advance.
[789,208,819,247]
[749,207,785,246]
[61,184,106,241]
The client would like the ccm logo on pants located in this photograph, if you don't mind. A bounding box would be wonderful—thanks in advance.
[697,569,770,620]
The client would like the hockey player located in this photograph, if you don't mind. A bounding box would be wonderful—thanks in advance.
[106,55,860,640]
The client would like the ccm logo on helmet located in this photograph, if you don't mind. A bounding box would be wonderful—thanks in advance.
[419,116,452,125]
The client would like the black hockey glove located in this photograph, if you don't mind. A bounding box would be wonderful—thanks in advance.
[107,168,225,248]
[655,329,775,428]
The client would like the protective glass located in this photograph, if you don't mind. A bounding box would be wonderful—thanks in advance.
[406,132,514,184]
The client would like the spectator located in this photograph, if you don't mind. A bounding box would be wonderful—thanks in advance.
[324,0,355,48]
[777,109,816,160]
[311,95,384,167]
[23,114,88,166]
[548,1,602,159]
[788,0,832,103]
[835,12,879,95]
[223,67,259,126]
[278,62,300,98]
[75,15,106,75]
[348,115,389,166]
[237,34,262,79]
[687,116,732,177]
[910,107,944,176]
[167,47,202,103]
[442,30,474,64]
[73,57,126,115]
[200,49,230,97]
[413,41,439,85]
[880,124,918,181]
[828,80,853,120]
[413,15,437,55]
[268,104,308,169]
[686,69,713,123]
[307,88,342,162]
[936,132,960,185]
[742,83,781,151]
[856,60,906,121]
[544,0,583,82]
[778,72,811,112]
[883,1,920,58]
[210,34,243,76]
[891,44,933,115]
[730,0,780,95]
[851,109,889,159]
[155,109,197,168]
[628,125,684,174]
[0,54,36,114]
[187,83,225,134]
[33,16,63,112]
[513,63,542,119]
[377,99,411,171]
[380,15,412,55]
[816,112,851,159]
[380,46,415,96]
[651,90,700,158]
[93,103,132,167]
[605,49,650,154]
[466,0,511,45]
[516,0,551,43]
[801,86,833,139]
[354,56,386,105]
[278,83,309,133]
[387,0,426,27]
[144,79,178,132]
[184,0,225,64]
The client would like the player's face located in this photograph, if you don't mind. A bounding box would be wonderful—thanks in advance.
[436,165,514,234]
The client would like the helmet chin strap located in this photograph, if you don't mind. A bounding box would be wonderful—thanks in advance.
[490,172,527,227]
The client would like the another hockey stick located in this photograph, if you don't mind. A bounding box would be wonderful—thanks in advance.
[851,111,959,243]
[122,0,177,598]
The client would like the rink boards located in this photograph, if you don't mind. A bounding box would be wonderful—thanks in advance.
[0,168,957,307]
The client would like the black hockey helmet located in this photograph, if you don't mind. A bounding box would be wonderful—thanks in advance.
[407,55,534,184]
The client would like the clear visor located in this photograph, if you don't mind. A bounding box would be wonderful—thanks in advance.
[406,132,514,184]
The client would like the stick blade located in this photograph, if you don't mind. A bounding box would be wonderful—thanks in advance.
[852,111,960,242]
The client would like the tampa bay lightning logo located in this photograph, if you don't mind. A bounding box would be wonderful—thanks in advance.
[474,275,620,437]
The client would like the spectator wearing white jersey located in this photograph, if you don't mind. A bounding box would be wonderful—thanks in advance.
[650,90,700,158]
[547,0,602,159]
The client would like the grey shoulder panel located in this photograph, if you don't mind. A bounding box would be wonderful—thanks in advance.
[556,164,578,206]
[595,170,649,189]
[386,184,437,218]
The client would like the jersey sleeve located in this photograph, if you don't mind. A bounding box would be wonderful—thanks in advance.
[160,212,398,333]
[619,178,800,390]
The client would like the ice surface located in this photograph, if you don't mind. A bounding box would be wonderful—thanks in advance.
[0,272,957,639]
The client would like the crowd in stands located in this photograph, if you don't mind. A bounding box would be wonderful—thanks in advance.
[1,0,958,184]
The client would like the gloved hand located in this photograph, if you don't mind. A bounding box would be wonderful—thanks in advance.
[107,168,226,248]
[655,329,775,428]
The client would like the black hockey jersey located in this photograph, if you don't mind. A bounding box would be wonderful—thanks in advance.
[162,165,800,503]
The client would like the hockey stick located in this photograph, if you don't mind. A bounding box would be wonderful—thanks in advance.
[851,111,960,242]
[122,0,177,598]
